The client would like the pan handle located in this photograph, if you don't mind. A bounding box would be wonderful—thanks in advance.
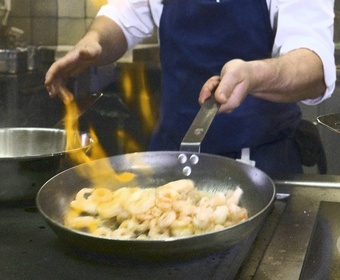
[180,95,220,153]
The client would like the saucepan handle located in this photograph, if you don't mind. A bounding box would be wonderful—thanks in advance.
[180,95,220,153]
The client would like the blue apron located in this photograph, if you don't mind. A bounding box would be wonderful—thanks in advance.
[149,0,303,175]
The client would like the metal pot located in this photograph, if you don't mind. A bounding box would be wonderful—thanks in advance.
[0,127,93,204]
[36,151,275,260]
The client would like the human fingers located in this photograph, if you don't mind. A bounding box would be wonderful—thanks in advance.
[214,60,251,112]
[45,61,67,98]
[45,44,100,97]
[198,76,221,105]
[45,74,74,103]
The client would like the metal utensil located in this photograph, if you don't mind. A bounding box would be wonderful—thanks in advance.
[178,95,220,176]
[0,128,93,204]
[36,151,275,261]
[54,92,103,129]
[180,95,220,153]
[317,113,340,134]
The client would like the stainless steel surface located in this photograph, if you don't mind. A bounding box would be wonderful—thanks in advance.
[317,113,340,134]
[0,128,93,203]
[180,95,220,153]
[36,152,275,260]
[300,201,340,279]
[274,173,340,188]
[238,174,340,279]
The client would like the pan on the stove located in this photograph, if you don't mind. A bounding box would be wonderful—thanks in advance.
[36,151,275,260]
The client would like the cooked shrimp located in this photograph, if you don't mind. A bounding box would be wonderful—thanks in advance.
[212,205,229,224]
[93,226,112,237]
[193,206,213,229]
[170,216,194,237]
[158,210,177,228]
[156,187,179,211]
[65,179,249,240]
[126,188,156,215]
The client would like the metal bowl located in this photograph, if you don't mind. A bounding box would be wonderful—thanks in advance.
[0,127,93,204]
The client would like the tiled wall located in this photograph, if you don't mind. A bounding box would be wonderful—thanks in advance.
[335,0,340,43]
[5,0,340,47]
[7,0,107,46]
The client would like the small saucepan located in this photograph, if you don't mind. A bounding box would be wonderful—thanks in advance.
[0,127,93,204]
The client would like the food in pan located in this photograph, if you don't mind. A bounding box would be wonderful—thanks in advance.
[64,179,248,239]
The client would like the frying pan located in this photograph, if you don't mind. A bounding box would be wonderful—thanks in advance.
[36,96,276,260]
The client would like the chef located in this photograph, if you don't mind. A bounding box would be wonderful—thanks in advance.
[45,0,336,176]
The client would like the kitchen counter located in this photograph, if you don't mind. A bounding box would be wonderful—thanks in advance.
[1,174,340,280]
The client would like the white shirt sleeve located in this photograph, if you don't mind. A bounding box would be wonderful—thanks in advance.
[97,0,162,50]
[269,0,336,105]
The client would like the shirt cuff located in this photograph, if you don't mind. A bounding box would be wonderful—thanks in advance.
[278,38,336,105]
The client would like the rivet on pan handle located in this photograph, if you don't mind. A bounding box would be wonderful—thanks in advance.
[179,95,220,176]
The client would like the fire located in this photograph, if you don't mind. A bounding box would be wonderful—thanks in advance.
[120,63,158,141]
[61,88,135,188]
[59,61,159,188]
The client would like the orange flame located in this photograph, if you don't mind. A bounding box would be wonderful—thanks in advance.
[61,89,135,188]
[120,63,158,137]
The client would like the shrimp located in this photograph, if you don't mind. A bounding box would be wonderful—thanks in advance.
[172,199,195,216]
[111,228,135,239]
[156,186,179,211]
[70,198,97,215]
[163,179,195,194]
[193,206,213,230]
[158,210,177,228]
[170,216,194,237]
[228,204,248,223]
[212,205,229,224]
[226,186,243,206]
[209,193,227,208]
[148,227,170,239]
[67,216,98,233]
[126,188,156,215]
[96,201,121,219]
[65,179,249,240]
[93,226,112,237]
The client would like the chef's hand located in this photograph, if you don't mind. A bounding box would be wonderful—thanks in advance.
[45,40,102,103]
[199,49,326,112]
[198,59,253,113]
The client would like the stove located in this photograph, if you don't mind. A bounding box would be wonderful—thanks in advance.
[1,174,340,279]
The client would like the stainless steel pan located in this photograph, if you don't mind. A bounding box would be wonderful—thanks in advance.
[36,96,276,260]
[0,128,93,204]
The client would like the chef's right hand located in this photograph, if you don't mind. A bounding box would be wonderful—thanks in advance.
[45,40,102,102]
[199,59,253,113]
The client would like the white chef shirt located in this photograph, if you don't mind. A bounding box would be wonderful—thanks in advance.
[97,0,336,105]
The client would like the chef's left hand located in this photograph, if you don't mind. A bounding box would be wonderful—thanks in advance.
[199,59,254,113]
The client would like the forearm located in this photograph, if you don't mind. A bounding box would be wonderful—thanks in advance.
[82,15,128,65]
[249,48,326,103]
